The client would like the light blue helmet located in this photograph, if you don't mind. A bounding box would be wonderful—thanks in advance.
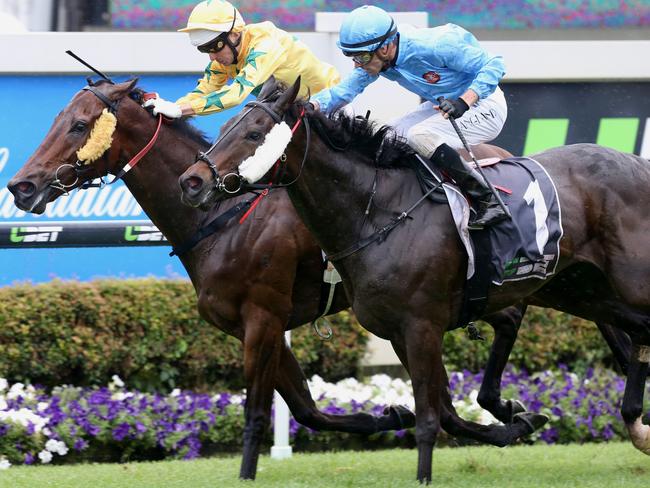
[336,5,397,55]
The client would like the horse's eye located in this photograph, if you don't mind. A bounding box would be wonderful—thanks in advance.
[70,121,88,133]
[247,131,263,142]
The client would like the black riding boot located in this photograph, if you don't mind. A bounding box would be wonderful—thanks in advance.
[430,144,508,229]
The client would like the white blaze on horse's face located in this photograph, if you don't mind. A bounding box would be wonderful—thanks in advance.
[238,121,292,183]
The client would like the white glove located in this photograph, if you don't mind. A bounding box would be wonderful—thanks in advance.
[143,97,182,119]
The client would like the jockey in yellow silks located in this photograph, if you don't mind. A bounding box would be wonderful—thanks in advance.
[143,0,340,117]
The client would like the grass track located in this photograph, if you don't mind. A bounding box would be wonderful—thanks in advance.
[1,442,648,487]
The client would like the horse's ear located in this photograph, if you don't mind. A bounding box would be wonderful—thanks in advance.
[108,78,139,101]
[273,76,300,114]
[257,76,278,101]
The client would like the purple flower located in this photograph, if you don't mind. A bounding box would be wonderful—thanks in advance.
[135,421,147,434]
[112,422,130,441]
[24,452,35,465]
[540,427,559,444]
[74,438,89,451]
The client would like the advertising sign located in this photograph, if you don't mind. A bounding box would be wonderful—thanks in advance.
[0,75,234,285]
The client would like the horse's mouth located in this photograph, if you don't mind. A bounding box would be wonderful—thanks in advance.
[180,185,223,210]
[8,181,57,214]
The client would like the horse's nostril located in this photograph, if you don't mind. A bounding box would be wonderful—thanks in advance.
[9,181,36,197]
[186,176,203,191]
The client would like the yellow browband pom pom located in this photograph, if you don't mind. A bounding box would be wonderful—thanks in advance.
[76,108,117,164]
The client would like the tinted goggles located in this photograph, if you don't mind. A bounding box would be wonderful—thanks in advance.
[197,33,228,54]
[343,50,374,66]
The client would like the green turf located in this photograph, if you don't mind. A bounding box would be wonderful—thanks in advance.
[1,443,648,488]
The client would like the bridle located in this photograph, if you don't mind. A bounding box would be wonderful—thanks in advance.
[193,98,311,195]
[50,84,163,194]
[49,85,120,194]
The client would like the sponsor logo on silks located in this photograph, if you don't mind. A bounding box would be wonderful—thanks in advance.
[503,254,556,279]
[124,225,166,242]
[422,71,440,84]
[9,226,63,243]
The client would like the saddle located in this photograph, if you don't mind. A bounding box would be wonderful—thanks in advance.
[415,156,563,328]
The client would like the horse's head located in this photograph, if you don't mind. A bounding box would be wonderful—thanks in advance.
[7,79,139,214]
[179,76,301,209]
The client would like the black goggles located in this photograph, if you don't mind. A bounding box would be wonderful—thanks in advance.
[197,33,229,54]
[343,50,375,66]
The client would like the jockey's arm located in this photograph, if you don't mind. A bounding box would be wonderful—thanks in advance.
[311,68,377,114]
[179,41,287,115]
[438,29,505,102]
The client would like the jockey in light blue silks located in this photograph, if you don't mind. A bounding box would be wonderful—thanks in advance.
[311,5,508,229]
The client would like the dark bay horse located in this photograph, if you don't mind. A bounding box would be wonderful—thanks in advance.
[8,79,549,480]
[178,78,650,483]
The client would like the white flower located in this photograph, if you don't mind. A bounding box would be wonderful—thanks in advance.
[111,392,134,401]
[45,439,68,456]
[0,457,10,470]
[0,397,7,411]
[38,450,52,464]
[110,375,125,389]
[37,402,49,412]
[0,408,49,432]
[7,383,24,400]
[0,378,7,392]
[170,388,181,397]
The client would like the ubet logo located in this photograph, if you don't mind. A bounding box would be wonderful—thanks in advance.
[10,226,63,243]
[523,117,650,157]
[124,225,165,242]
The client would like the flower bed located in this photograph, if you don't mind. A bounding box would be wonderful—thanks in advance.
[0,368,648,468]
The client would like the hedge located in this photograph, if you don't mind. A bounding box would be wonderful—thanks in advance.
[0,279,367,392]
[0,279,618,392]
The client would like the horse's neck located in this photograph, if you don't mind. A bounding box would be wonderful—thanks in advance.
[117,123,210,249]
[286,135,421,258]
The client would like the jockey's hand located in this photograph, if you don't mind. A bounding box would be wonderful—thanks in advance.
[143,97,183,119]
[437,97,469,119]
[308,100,320,112]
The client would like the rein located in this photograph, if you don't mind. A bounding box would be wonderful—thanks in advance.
[327,179,443,262]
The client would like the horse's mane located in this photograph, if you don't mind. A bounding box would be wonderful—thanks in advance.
[253,79,415,170]
[127,85,211,149]
[302,104,417,170]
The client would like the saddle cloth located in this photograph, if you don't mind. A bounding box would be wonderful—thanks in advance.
[443,156,563,285]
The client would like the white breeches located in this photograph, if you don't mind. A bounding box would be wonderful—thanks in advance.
[390,87,508,158]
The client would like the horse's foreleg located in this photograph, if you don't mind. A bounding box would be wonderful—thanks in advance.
[402,320,444,484]
[622,343,650,454]
[274,341,415,434]
[478,304,527,423]
[239,304,284,480]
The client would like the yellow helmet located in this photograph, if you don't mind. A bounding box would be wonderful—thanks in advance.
[178,0,245,35]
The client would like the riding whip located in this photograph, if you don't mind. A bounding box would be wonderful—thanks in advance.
[436,97,511,220]
[66,50,115,84]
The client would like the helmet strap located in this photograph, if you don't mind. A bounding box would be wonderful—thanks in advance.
[224,7,240,64]
[226,32,241,64]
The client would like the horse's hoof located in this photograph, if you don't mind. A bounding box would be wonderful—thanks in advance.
[627,418,650,455]
[513,412,549,434]
[508,399,527,420]
[382,405,416,430]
